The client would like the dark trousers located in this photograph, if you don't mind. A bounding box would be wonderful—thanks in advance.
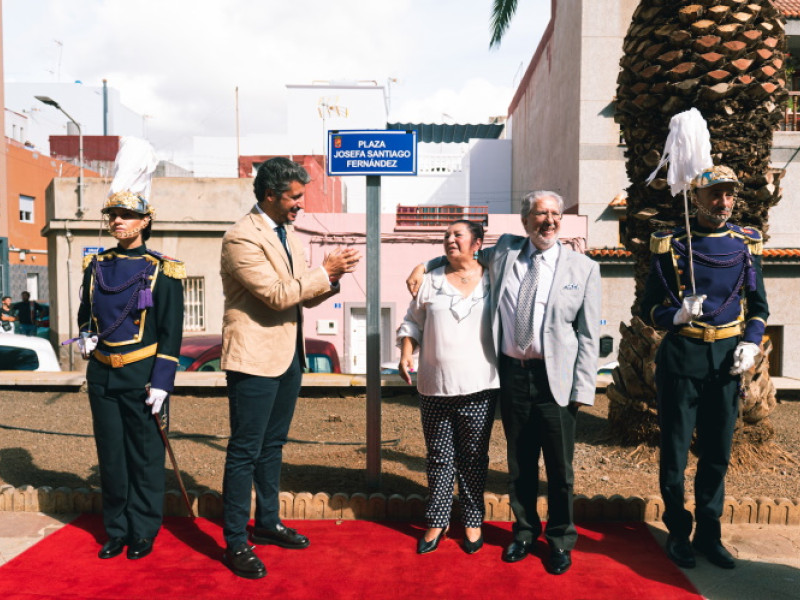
[499,354,579,550]
[222,352,303,548]
[657,366,739,541]
[88,383,166,540]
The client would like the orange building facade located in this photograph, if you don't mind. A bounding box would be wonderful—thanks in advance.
[3,139,98,302]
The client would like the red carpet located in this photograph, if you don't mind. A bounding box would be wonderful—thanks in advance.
[0,516,701,599]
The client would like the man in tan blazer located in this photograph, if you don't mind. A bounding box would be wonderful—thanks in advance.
[220,157,360,579]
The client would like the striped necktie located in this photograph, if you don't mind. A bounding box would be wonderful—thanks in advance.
[515,251,542,350]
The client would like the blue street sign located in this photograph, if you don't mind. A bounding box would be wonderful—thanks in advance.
[83,246,104,256]
[334,303,342,309]
[328,130,417,176]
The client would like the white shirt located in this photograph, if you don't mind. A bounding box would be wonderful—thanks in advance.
[499,241,560,360]
[397,266,499,396]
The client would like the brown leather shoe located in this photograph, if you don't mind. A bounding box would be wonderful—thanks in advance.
[223,544,267,579]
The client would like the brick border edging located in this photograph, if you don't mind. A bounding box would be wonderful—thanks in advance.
[2,485,799,525]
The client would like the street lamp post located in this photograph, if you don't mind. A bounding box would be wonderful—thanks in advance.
[35,95,84,218]
[35,95,83,371]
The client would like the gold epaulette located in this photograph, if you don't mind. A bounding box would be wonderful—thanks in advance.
[731,224,764,256]
[161,259,187,279]
[82,254,96,270]
[746,238,763,256]
[650,231,673,254]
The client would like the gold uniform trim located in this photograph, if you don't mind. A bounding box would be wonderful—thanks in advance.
[94,343,158,368]
[161,260,186,279]
[678,323,743,342]
[650,233,672,254]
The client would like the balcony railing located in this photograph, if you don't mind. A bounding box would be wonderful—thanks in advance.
[783,91,800,131]
[396,205,489,228]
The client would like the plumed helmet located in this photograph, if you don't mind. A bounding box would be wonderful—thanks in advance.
[102,137,159,216]
[692,165,741,190]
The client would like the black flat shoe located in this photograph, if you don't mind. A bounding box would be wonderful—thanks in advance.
[98,537,126,559]
[463,534,484,554]
[502,539,532,563]
[127,537,154,560]
[223,543,267,579]
[693,538,735,569]
[666,534,696,569]
[417,528,447,554]
[251,523,310,549]
[548,548,572,575]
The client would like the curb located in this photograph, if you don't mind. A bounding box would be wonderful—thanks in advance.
[2,485,799,525]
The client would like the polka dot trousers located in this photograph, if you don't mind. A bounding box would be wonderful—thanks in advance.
[418,389,498,529]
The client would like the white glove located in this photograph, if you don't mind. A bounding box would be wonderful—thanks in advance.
[77,333,98,359]
[145,387,168,415]
[730,342,760,375]
[673,294,706,325]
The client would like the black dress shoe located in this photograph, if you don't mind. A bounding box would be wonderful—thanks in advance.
[665,534,696,569]
[127,538,154,559]
[417,528,447,554]
[98,537,126,559]
[548,548,572,575]
[502,539,532,563]
[250,523,309,549]
[463,534,484,555]
[223,543,267,579]
[693,538,735,569]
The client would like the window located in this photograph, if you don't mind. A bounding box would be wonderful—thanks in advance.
[183,276,205,331]
[19,195,34,223]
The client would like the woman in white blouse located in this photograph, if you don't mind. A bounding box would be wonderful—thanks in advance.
[398,220,499,555]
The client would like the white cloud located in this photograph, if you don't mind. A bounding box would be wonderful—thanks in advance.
[4,0,550,150]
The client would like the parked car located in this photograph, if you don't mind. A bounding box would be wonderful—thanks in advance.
[35,303,50,339]
[178,334,341,374]
[0,333,61,371]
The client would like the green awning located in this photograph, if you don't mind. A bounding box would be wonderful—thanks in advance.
[386,122,504,144]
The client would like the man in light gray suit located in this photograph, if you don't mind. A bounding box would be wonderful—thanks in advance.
[409,191,601,574]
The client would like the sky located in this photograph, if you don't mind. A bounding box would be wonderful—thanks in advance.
[3,0,551,157]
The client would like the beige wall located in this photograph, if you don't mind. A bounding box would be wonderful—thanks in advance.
[45,177,253,365]
[577,0,637,250]
[510,0,582,216]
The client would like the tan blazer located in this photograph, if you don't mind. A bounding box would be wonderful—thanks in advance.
[220,208,337,377]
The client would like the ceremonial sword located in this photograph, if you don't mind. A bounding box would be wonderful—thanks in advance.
[154,407,196,518]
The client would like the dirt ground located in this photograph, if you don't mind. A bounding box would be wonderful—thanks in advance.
[0,387,798,500]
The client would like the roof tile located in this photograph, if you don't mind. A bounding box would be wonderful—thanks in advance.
[774,0,800,18]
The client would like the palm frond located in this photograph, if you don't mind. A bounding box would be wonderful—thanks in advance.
[490,0,519,48]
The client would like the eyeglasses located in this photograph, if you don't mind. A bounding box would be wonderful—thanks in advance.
[531,211,562,220]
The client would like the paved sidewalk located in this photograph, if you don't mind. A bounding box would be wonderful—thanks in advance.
[1,512,798,598]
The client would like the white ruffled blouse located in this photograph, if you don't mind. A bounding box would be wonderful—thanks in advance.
[396,265,499,397]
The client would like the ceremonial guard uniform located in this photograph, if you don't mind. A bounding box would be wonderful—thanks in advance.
[77,137,185,560]
[641,165,769,569]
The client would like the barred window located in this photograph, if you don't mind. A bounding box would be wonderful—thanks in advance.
[183,276,205,331]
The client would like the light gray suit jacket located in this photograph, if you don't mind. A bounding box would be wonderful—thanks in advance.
[429,235,601,406]
[484,235,601,407]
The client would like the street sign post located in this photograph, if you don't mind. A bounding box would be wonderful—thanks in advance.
[328,130,417,490]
